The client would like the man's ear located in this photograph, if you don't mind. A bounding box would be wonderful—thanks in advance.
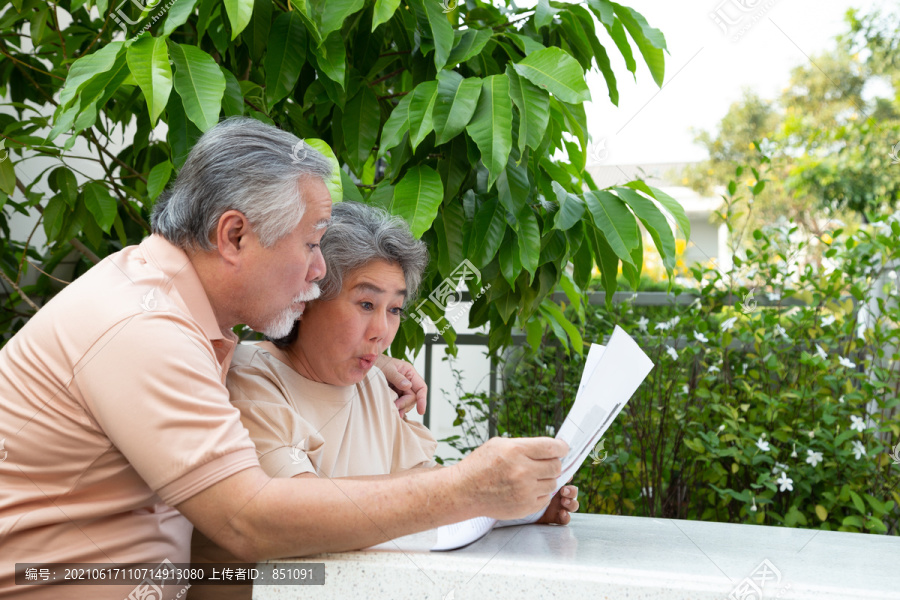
[216,210,250,266]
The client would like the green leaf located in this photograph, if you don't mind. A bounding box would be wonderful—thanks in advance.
[534,0,560,29]
[372,0,401,31]
[0,155,15,196]
[224,0,254,39]
[315,31,347,89]
[433,72,481,145]
[496,158,530,215]
[422,0,453,70]
[43,194,68,242]
[468,197,506,267]
[465,74,513,190]
[506,66,550,155]
[849,490,866,515]
[446,29,492,68]
[265,11,307,106]
[584,190,639,264]
[379,92,414,156]
[166,89,203,169]
[311,0,364,39]
[245,0,273,61]
[588,227,619,302]
[515,205,540,279]
[616,187,676,273]
[605,17,636,76]
[815,504,828,522]
[126,35,173,126]
[434,201,466,277]
[147,161,173,202]
[58,42,124,111]
[390,165,443,238]
[408,80,438,152]
[647,185,691,241]
[220,67,244,116]
[552,181,585,230]
[304,139,343,203]
[49,167,79,207]
[541,301,582,355]
[83,182,117,233]
[163,0,201,37]
[498,229,522,287]
[512,47,591,104]
[169,42,226,132]
[342,85,381,173]
[612,3,665,87]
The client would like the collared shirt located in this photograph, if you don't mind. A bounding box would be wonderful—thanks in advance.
[0,234,258,599]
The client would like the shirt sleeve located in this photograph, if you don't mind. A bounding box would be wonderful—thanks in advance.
[73,312,259,507]
[226,362,323,479]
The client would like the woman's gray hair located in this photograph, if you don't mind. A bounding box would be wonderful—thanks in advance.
[150,117,333,250]
[318,201,429,304]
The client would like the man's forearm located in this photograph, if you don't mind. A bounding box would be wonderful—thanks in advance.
[243,465,468,559]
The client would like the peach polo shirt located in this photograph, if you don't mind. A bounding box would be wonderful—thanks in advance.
[0,234,259,599]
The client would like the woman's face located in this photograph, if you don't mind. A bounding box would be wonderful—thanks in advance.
[293,259,407,386]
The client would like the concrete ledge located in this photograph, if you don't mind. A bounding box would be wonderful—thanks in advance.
[255,514,900,599]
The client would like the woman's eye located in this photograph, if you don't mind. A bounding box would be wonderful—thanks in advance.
[390,307,404,316]
[360,302,374,310]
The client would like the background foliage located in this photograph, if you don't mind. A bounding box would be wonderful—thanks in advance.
[0,0,687,355]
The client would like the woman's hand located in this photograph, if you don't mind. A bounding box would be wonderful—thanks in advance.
[376,355,427,416]
[535,484,580,525]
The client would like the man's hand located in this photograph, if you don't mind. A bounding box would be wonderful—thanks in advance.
[535,484,579,525]
[454,437,568,521]
[376,355,427,416]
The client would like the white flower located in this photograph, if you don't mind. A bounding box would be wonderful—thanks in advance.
[850,415,866,432]
[708,365,720,374]
[545,425,556,437]
[889,271,898,280]
[718,424,726,432]
[682,384,689,395]
[766,292,781,302]
[806,429,816,439]
[806,449,823,467]
[694,331,709,343]
[776,471,793,492]
[838,356,857,369]
[772,461,789,474]
[814,344,828,361]
[851,440,867,460]
[655,321,671,332]
[721,316,738,332]
[790,443,797,458]
[821,314,836,327]
[774,324,791,340]
[755,436,770,452]
[666,346,678,361]
[838,395,845,404]
[636,316,649,333]
[750,496,758,511]
[856,323,866,341]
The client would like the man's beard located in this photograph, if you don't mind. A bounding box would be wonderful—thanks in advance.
[260,283,321,338]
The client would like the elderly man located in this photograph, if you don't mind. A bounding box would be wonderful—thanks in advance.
[0,118,567,599]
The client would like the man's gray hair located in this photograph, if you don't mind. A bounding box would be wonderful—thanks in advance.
[319,201,428,304]
[150,117,333,250]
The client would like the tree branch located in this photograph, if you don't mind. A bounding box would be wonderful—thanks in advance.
[0,269,39,312]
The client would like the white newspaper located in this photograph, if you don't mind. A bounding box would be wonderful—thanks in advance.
[431,325,654,551]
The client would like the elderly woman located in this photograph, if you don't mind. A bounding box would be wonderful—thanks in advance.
[190,202,577,598]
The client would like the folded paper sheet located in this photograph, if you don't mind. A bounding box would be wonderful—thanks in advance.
[431,325,655,551]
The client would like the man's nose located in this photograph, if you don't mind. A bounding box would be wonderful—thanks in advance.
[307,247,326,282]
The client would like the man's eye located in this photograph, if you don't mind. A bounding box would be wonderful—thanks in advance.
[360,302,374,310]
[308,243,320,251]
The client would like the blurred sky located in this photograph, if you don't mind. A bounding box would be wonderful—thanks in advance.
[582,0,895,166]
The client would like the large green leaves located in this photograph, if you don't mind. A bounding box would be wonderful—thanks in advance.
[512,47,591,104]
[304,139,343,203]
[342,85,381,173]
[408,81,438,151]
[372,0,401,31]
[265,11,307,106]
[466,74,513,190]
[506,66,550,155]
[315,32,347,88]
[613,3,666,87]
[126,35,173,126]
[422,0,454,70]
[616,186,676,273]
[433,71,481,145]
[390,165,444,238]
[584,190,639,264]
[446,29,492,68]
[224,0,254,39]
[82,182,117,233]
[468,197,506,267]
[379,92,414,156]
[310,0,364,39]
[169,42,225,132]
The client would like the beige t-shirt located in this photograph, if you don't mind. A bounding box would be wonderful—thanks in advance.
[226,343,438,479]
[0,234,259,600]
[188,344,437,600]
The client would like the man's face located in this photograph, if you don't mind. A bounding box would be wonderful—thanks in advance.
[244,177,332,337]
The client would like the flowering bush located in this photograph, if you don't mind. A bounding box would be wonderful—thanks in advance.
[444,169,900,534]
